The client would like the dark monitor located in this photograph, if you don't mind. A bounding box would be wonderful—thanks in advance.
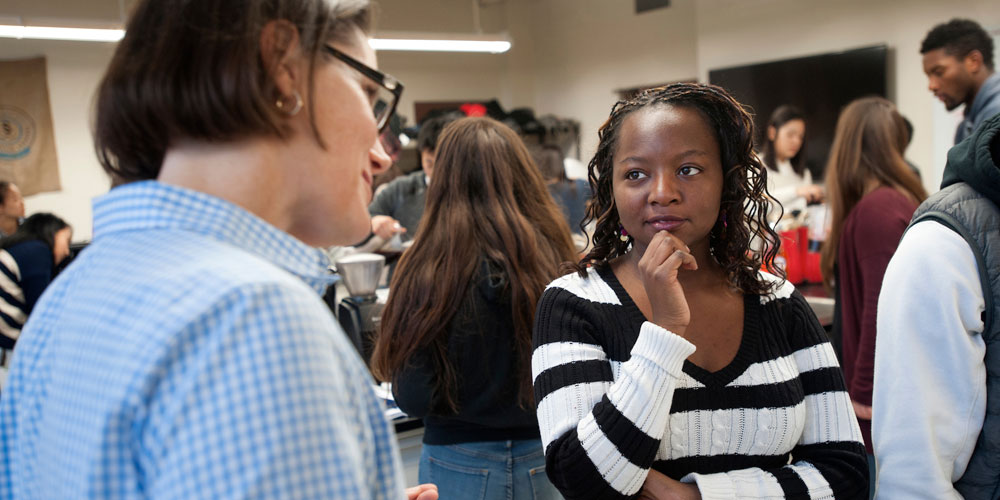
[709,45,888,180]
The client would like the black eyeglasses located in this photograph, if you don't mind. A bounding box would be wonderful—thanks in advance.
[324,45,404,133]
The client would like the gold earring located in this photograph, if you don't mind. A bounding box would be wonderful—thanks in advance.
[276,91,303,116]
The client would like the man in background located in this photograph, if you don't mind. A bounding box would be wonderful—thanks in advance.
[369,113,458,243]
[921,18,1000,144]
[873,113,1000,498]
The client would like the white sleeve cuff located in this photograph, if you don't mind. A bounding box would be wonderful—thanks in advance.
[632,321,696,376]
[681,472,736,500]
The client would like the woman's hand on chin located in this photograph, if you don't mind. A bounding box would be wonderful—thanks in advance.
[637,230,697,337]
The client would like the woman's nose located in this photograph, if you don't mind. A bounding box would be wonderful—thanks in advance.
[649,174,680,205]
[369,137,392,175]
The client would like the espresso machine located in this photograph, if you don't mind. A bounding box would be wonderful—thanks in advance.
[331,253,386,366]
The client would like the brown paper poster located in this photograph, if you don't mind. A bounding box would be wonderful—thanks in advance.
[0,57,61,196]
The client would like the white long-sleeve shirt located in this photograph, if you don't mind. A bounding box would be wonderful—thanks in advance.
[873,220,987,499]
[766,158,813,219]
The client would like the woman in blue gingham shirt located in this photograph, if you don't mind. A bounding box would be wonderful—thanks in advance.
[0,1,437,499]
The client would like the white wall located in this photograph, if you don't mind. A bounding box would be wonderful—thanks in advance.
[517,0,699,161]
[377,51,510,127]
[0,40,115,242]
[374,0,518,125]
[377,0,701,163]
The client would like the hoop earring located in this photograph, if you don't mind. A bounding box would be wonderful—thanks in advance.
[276,91,303,116]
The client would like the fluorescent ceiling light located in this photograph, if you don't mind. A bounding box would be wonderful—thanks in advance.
[0,24,124,42]
[369,38,510,53]
[0,25,511,53]
[370,32,511,53]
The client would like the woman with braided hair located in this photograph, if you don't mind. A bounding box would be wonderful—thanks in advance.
[531,83,868,499]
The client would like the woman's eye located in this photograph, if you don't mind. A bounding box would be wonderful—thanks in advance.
[678,165,702,176]
[625,170,646,180]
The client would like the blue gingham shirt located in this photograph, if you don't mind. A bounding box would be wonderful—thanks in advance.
[0,181,405,499]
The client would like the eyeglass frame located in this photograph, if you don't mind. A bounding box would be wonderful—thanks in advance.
[323,44,404,133]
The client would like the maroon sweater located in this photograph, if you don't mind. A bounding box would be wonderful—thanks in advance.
[837,186,917,452]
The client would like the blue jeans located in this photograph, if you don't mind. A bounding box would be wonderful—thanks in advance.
[418,440,562,500]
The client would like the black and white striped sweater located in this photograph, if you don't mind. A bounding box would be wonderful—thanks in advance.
[531,265,867,500]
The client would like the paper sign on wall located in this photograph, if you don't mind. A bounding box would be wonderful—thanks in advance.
[0,57,61,196]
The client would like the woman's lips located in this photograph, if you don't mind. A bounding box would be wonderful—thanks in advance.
[646,216,685,232]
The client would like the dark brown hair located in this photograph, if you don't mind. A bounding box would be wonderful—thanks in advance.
[94,0,372,185]
[573,83,783,295]
[821,97,927,290]
[371,117,578,411]
[762,105,807,176]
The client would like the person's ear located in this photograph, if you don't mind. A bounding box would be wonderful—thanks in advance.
[963,49,985,74]
[767,126,777,142]
[260,20,304,100]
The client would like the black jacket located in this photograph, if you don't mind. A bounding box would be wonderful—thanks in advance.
[392,259,541,445]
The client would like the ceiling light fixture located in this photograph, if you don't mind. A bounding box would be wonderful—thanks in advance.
[369,32,511,54]
[0,25,511,54]
[0,24,123,42]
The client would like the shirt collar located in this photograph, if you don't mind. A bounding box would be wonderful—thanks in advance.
[968,72,1000,119]
[92,180,336,292]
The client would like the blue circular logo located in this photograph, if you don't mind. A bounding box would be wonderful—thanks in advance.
[0,106,36,160]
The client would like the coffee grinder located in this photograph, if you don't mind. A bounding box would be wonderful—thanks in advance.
[333,253,386,365]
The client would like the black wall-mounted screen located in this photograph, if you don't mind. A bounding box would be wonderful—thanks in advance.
[709,45,888,180]
[636,0,671,14]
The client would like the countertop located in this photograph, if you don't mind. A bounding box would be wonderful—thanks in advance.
[798,283,834,327]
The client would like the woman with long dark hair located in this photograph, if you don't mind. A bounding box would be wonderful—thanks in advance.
[532,83,868,499]
[372,117,577,499]
[0,213,72,352]
[820,97,927,494]
[761,105,824,217]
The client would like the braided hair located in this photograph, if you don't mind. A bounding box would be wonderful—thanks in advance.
[572,82,783,295]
